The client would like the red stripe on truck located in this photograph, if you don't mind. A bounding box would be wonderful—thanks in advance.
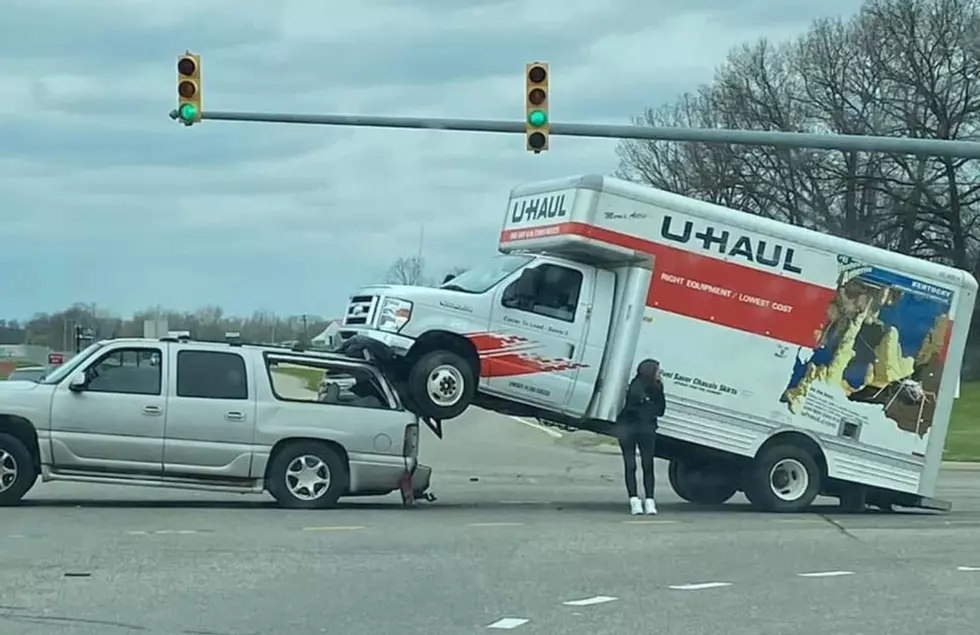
[501,221,838,348]
[466,332,588,378]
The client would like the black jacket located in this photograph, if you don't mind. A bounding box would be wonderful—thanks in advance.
[617,376,666,428]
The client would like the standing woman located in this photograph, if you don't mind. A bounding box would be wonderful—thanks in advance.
[615,359,666,515]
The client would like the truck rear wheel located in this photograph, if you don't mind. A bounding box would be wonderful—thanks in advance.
[407,350,476,420]
[266,441,348,510]
[744,444,821,513]
[0,432,36,506]
[667,459,738,505]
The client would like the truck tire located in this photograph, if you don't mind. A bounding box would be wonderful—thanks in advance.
[266,441,348,510]
[744,444,821,513]
[407,350,476,420]
[667,459,738,506]
[0,432,36,506]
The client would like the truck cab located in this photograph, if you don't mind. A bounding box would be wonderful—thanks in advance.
[339,175,648,429]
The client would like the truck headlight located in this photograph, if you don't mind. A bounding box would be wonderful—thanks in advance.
[377,298,413,332]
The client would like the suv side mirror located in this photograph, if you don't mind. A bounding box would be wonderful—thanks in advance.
[442,273,456,284]
[68,372,87,392]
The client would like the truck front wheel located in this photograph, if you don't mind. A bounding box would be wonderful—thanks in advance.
[407,350,476,421]
[744,444,821,513]
[667,459,738,506]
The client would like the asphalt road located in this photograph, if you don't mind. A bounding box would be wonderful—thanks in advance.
[2,408,979,635]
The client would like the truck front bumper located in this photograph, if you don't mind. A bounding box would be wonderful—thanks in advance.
[338,327,415,356]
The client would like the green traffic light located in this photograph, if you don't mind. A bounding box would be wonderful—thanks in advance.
[178,103,198,123]
[527,109,547,127]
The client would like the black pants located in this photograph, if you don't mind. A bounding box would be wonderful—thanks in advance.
[617,424,656,499]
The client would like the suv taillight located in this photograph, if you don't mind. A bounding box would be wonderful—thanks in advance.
[403,422,419,459]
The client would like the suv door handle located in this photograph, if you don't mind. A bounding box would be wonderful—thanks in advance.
[142,405,163,416]
[224,411,245,422]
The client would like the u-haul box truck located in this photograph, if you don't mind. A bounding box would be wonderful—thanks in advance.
[340,174,977,512]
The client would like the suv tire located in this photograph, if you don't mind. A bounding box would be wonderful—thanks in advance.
[267,441,348,509]
[0,432,36,506]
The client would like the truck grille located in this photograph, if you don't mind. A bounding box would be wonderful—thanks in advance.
[344,295,378,326]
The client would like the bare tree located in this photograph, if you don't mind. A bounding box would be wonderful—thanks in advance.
[617,0,980,369]
[385,256,427,286]
[618,0,980,260]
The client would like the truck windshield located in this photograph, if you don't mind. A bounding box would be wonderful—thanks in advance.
[37,342,105,385]
[441,254,534,294]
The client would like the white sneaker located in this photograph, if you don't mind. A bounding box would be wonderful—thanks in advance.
[629,497,643,515]
[643,498,658,515]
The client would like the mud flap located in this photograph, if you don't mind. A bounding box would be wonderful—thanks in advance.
[420,416,443,439]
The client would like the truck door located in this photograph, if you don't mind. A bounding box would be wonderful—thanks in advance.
[484,261,598,413]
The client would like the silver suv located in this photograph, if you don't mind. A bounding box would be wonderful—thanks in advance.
[0,337,431,509]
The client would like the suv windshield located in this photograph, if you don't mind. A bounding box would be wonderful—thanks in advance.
[38,342,105,385]
[440,254,533,294]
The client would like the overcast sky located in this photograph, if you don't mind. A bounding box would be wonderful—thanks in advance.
[0,0,864,321]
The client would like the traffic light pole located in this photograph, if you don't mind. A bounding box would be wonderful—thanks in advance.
[171,109,980,159]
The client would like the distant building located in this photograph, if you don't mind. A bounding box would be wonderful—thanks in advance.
[0,344,51,365]
[311,320,342,350]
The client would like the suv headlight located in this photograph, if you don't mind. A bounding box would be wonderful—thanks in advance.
[377,298,413,333]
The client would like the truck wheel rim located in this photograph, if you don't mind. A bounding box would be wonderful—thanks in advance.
[427,364,465,407]
[769,458,809,501]
[0,449,17,493]
[285,455,331,501]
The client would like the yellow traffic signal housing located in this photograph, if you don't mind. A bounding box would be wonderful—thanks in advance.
[177,52,202,125]
[525,62,549,153]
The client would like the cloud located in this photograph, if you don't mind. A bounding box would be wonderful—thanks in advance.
[0,0,865,320]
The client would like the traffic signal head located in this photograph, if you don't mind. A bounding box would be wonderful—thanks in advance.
[525,62,549,153]
[176,53,202,125]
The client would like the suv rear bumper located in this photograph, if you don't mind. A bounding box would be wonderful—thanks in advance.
[411,463,432,495]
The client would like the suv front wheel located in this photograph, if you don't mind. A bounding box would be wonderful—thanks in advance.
[0,432,36,506]
[267,441,348,509]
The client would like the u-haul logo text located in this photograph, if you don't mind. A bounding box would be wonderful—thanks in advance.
[661,216,802,275]
[510,194,568,224]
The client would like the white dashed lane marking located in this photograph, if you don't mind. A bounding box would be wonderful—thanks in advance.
[669,582,733,590]
[467,522,526,527]
[487,617,529,629]
[126,529,204,535]
[562,595,618,606]
[798,570,855,578]
[958,566,980,571]
[302,525,365,532]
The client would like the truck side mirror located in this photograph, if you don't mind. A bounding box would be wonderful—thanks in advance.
[68,372,87,392]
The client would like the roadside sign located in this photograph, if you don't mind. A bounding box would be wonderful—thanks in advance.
[48,352,65,366]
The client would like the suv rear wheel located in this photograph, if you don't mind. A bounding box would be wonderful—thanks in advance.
[0,432,36,506]
[267,441,348,509]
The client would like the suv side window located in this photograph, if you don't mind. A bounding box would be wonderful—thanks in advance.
[85,347,162,396]
[501,264,583,322]
[266,360,393,410]
[176,350,248,400]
